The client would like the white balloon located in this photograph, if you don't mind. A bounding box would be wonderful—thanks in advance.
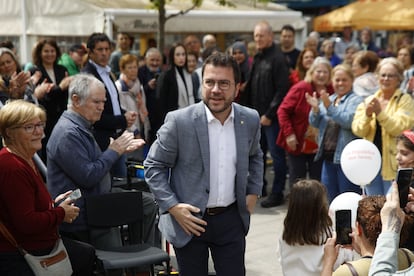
[340,139,381,186]
[329,192,362,229]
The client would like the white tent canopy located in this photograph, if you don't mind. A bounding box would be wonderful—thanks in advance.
[0,0,104,36]
[0,0,306,63]
[89,0,306,34]
[109,9,305,33]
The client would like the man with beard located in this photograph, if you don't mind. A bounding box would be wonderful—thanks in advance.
[144,53,263,276]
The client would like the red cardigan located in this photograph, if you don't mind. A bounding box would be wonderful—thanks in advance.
[277,80,333,155]
[0,148,65,252]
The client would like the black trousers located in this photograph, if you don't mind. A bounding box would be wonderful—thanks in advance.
[173,204,246,276]
[286,153,322,187]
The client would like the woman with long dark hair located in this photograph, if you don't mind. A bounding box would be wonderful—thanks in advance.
[157,43,196,122]
[279,179,351,275]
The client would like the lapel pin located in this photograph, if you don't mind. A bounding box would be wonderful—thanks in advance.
[241,121,244,125]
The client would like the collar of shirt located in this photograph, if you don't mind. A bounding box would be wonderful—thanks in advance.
[88,60,122,116]
[204,103,234,124]
[67,109,94,131]
[89,60,111,74]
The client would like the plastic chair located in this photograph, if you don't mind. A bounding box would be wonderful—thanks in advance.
[85,191,170,275]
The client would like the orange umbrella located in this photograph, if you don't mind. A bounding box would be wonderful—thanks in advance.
[313,3,356,32]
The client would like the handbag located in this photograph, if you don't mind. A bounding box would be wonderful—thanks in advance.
[301,125,319,154]
[0,221,73,276]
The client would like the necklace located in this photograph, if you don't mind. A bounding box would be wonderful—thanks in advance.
[6,147,38,174]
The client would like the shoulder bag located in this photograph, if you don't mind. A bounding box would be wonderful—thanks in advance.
[0,221,72,276]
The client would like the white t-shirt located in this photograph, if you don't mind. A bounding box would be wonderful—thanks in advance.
[278,235,356,276]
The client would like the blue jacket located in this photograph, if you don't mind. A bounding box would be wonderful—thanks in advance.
[47,110,119,231]
[309,91,363,164]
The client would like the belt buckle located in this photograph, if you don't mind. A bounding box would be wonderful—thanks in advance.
[206,208,214,216]
[206,206,226,216]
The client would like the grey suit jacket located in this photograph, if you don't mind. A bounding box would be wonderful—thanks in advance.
[144,101,263,248]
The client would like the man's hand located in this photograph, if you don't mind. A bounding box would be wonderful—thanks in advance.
[382,182,405,233]
[125,138,145,153]
[169,203,207,236]
[246,194,258,214]
[260,115,271,126]
[109,131,145,155]
[148,78,157,90]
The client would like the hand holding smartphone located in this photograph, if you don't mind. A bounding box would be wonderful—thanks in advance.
[396,168,413,209]
[68,189,82,202]
[55,189,82,207]
[335,209,352,245]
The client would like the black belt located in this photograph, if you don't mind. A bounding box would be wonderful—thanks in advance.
[205,202,236,216]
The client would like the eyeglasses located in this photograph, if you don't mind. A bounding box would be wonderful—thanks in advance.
[203,79,233,91]
[13,122,46,134]
[379,73,398,80]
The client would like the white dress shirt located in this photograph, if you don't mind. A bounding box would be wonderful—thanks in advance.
[205,104,237,208]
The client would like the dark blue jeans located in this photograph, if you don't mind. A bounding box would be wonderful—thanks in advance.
[321,160,361,202]
[261,120,287,196]
[365,172,392,196]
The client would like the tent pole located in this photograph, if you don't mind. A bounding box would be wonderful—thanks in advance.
[20,0,28,64]
[104,13,114,41]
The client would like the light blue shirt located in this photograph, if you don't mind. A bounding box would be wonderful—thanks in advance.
[89,60,121,116]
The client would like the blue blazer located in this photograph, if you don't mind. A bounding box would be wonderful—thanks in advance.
[144,102,263,248]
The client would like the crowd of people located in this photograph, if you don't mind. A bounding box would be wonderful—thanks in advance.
[1,20,414,275]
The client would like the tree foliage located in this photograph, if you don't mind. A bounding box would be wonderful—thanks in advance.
[150,0,235,51]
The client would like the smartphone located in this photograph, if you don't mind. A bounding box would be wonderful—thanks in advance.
[68,189,82,202]
[396,168,413,209]
[55,189,82,206]
[335,209,352,245]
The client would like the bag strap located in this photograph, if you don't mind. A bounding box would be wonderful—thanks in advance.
[0,221,26,255]
[344,262,359,276]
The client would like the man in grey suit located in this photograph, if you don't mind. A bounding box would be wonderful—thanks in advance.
[144,53,263,276]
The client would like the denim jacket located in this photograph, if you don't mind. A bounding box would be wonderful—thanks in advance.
[309,91,363,164]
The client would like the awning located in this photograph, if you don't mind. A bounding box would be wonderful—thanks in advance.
[313,0,414,32]
[0,0,104,36]
[108,9,306,33]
